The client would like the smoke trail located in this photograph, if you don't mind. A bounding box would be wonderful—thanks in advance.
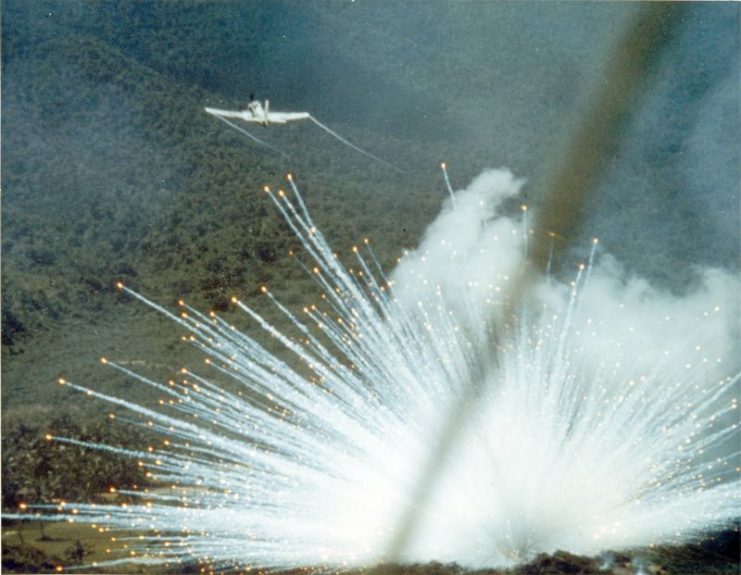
[210,112,398,170]
[440,163,457,208]
[309,115,402,172]
[6,169,739,571]
[214,115,291,159]
[385,3,691,558]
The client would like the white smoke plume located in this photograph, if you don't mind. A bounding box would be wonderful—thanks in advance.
[8,169,738,570]
[393,169,740,564]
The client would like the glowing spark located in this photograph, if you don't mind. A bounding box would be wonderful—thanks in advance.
[7,169,739,572]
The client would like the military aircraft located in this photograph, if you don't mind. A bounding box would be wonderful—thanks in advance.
[205,96,309,127]
[205,95,400,171]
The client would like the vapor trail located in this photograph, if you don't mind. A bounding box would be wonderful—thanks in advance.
[309,115,402,172]
[215,115,291,159]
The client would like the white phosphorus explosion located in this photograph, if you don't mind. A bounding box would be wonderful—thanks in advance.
[10,169,740,570]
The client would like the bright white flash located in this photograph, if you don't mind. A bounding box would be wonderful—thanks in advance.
[11,169,739,571]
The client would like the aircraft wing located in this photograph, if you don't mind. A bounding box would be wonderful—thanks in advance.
[267,111,311,123]
[204,107,253,120]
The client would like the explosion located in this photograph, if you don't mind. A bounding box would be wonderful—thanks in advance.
[8,169,739,571]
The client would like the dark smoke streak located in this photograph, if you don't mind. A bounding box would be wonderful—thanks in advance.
[386,3,687,560]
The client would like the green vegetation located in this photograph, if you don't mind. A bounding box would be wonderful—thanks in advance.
[1,413,152,573]
[2,413,149,510]
[2,2,458,412]
[2,2,738,573]
[1,6,454,570]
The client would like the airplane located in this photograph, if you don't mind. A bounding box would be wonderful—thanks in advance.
[205,95,401,171]
[205,95,309,127]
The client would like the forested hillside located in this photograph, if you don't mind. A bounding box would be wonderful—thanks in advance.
[2,2,467,414]
[2,3,738,571]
